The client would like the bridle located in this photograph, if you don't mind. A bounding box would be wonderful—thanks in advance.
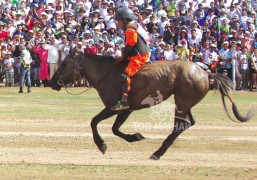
[56,53,92,95]
[55,52,118,95]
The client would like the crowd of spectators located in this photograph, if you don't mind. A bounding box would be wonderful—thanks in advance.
[0,0,257,91]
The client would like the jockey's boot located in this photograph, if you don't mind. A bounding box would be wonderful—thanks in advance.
[111,74,131,111]
[27,86,31,93]
[19,86,23,93]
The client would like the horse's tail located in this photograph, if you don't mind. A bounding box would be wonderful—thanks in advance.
[209,73,256,122]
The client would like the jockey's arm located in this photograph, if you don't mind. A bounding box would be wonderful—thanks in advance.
[122,28,138,60]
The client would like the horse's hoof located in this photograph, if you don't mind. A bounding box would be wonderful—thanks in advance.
[99,143,107,155]
[135,133,145,141]
[149,154,160,160]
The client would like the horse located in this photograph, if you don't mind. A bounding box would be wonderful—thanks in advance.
[51,47,256,160]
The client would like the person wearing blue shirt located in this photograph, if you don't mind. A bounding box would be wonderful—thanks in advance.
[219,41,232,79]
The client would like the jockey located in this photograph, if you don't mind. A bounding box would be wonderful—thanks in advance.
[111,7,150,111]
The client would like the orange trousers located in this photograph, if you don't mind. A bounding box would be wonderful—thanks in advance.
[125,53,149,77]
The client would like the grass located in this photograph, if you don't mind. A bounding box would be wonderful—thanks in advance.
[0,87,257,179]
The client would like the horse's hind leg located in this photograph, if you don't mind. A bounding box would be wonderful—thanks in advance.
[112,111,145,142]
[91,108,116,154]
[150,109,195,160]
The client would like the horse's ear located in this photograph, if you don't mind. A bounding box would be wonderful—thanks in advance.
[70,46,79,57]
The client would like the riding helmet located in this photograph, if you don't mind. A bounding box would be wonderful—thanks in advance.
[115,7,135,21]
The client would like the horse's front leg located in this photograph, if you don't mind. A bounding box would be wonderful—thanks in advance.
[112,111,145,142]
[91,108,116,154]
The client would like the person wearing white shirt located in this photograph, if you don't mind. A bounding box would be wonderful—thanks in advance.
[58,35,69,65]
[232,43,242,90]
[163,44,175,60]
[188,29,201,46]
[203,44,218,66]
[239,9,249,27]
[239,46,249,90]
[112,43,122,58]
[99,1,109,18]
[157,15,169,36]
[44,38,59,79]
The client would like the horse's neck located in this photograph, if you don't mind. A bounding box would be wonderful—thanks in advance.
[81,56,115,88]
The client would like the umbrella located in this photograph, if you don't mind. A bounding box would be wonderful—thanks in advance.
[173,16,194,23]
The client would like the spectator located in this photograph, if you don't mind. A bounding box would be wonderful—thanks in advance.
[232,42,243,90]
[250,48,257,91]
[163,43,175,60]
[58,35,69,65]
[219,41,232,79]
[0,0,256,91]
[239,46,250,90]
[3,51,14,87]
[203,43,219,71]
[18,42,32,93]
[33,39,50,87]
[44,37,59,80]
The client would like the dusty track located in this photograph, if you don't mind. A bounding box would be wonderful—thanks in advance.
[0,121,257,168]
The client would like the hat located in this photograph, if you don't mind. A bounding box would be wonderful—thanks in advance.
[176,44,182,48]
[247,19,253,23]
[88,39,94,44]
[159,41,165,45]
[45,7,53,11]
[181,39,187,44]
[85,30,91,34]
[210,44,216,48]
[221,8,226,12]
[245,31,250,35]
[93,9,100,13]
[146,6,153,10]
[28,30,34,33]
[77,41,83,45]
[19,42,26,46]
[181,29,187,33]
[6,51,12,55]
[0,21,4,26]
[94,26,100,30]
[41,12,47,16]
[61,35,67,39]
[192,20,198,24]
[233,15,239,19]
[102,31,108,34]
[69,12,75,16]
[222,41,229,45]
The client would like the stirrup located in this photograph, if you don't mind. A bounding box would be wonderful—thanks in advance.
[111,101,129,111]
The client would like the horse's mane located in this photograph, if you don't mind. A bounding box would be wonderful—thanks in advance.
[84,53,115,63]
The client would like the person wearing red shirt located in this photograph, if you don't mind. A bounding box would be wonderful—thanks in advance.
[0,21,9,39]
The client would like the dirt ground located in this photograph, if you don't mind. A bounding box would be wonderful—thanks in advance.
[0,88,257,179]
[0,120,257,179]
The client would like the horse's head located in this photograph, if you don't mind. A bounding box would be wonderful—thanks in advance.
[51,47,83,91]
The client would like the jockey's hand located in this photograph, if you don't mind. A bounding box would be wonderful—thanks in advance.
[114,56,123,64]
